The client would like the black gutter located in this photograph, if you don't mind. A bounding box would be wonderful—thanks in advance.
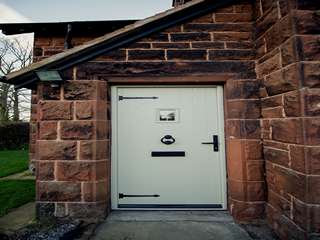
[0,76,7,83]
[0,20,137,36]
[9,0,237,89]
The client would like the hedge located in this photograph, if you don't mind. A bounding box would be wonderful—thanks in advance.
[0,122,29,150]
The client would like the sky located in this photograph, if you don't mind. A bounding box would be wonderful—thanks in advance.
[0,0,173,23]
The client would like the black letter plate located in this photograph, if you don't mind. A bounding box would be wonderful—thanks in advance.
[151,151,185,157]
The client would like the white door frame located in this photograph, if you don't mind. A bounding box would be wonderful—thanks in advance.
[111,85,227,210]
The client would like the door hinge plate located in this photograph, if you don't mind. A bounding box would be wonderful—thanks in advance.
[119,193,160,199]
[119,96,158,101]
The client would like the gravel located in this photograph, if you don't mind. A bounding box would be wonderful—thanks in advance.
[8,219,85,240]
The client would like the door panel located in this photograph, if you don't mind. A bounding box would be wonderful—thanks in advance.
[112,86,226,209]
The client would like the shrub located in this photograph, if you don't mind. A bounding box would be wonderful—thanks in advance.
[0,122,29,150]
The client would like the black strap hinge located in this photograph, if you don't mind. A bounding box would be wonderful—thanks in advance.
[119,96,158,101]
[119,193,160,199]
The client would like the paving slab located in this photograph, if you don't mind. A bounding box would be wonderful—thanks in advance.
[0,202,36,235]
[92,211,253,240]
[0,170,35,180]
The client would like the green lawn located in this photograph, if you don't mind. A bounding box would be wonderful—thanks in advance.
[0,150,29,178]
[0,180,35,217]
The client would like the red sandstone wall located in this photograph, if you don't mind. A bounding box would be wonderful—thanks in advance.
[254,0,320,238]
[29,0,320,237]
[32,0,267,223]
[35,80,109,220]
[74,2,266,222]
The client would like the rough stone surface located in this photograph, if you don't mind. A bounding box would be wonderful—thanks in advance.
[37,181,81,202]
[60,121,94,140]
[76,101,94,119]
[30,1,320,239]
[39,101,72,120]
[64,81,98,100]
[37,141,77,160]
[92,211,254,240]
[0,202,36,236]
[39,122,57,140]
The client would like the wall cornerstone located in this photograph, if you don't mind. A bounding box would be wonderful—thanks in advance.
[35,80,110,222]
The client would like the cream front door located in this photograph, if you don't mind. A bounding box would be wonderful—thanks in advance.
[111,86,226,209]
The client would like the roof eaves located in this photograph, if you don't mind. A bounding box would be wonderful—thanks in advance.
[3,0,236,89]
[0,20,137,35]
[0,76,7,83]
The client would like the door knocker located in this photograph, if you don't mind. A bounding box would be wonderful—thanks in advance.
[161,135,176,145]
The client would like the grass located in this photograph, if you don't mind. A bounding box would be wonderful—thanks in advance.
[0,150,29,178]
[0,180,35,217]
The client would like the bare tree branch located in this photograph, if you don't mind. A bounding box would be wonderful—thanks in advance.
[0,36,32,122]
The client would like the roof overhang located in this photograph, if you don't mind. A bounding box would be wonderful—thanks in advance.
[0,20,137,36]
[2,0,238,89]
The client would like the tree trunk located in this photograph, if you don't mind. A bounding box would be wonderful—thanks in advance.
[13,88,20,121]
[0,83,10,122]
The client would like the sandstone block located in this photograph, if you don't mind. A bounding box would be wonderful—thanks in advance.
[303,89,320,116]
[264,63,300,95]
[83,181,108,202]
[209,50,254,60]
[39,121,57,140]
[229,180,265,202]
[302,62,320,88]
[56,161,96,181]
[264,147,290,167]
[60,121,94,140]
[64,80,106,100]
[284,90,301,117]
[271,119,303,144]
[167,49,206,60]
[281,37,298,67]
[215,13,252,22]
[38,141,77,160]
[128,50,165,61]
[229,198,265,222]
[67,202,107,221]
[36,161,54,181]
[307,176,320,204]
[304,118,320,145]
[76,101,93,120]
[170,32,211,42]
[39,101,72,120]
[226,80,260,99]
[214,32,252,41]
[79,140,109,160]
[191,42,224,49]
[226,120,260,139]
[227,100,261,119]
[38,181,81,201]
[38,84,60,100]
[299,35,320,61]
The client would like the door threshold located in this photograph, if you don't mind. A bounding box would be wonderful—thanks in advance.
[114,208,226,211]
[116,204,225,210]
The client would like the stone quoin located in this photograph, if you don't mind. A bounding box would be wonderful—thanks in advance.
[0,0,319,239]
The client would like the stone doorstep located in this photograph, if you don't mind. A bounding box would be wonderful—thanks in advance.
[90,211,280,240]
[105,210,234,222]
[92,211,254,240]
[0,202,36,235]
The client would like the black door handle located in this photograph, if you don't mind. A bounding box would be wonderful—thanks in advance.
[202,135,219,152]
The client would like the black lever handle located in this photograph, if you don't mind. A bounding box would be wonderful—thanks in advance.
[202,135,219,152]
